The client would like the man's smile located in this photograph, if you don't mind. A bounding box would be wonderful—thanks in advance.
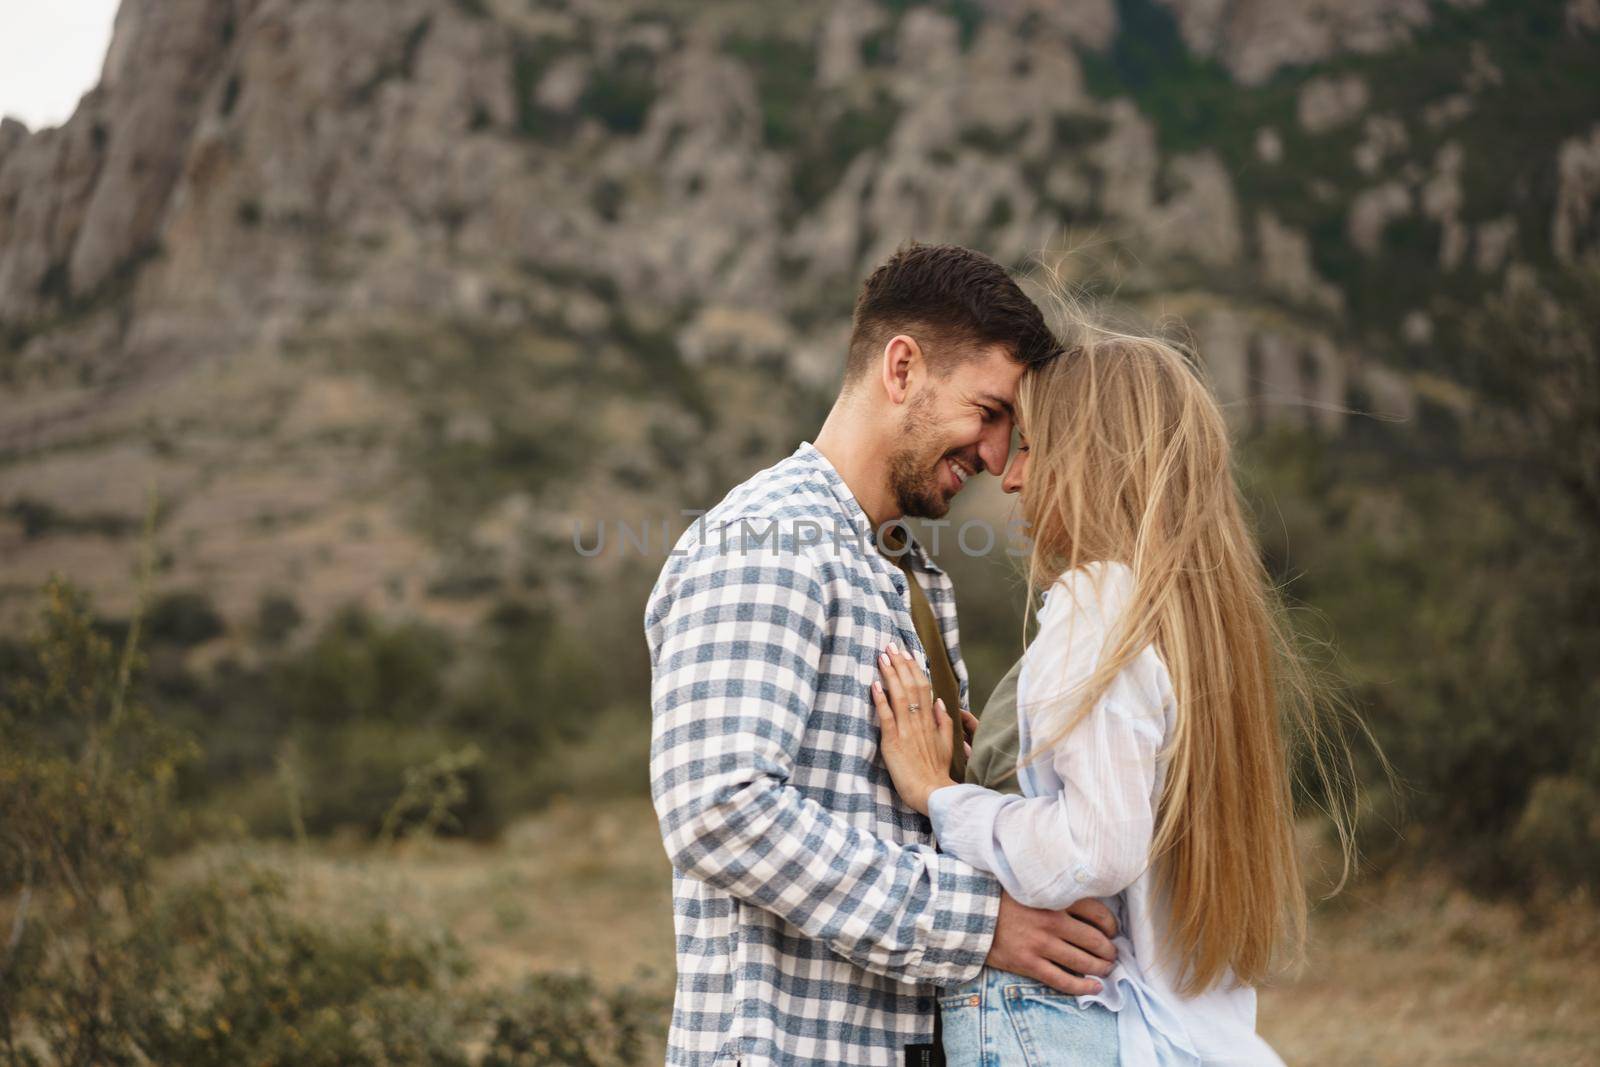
[944,453,979,494]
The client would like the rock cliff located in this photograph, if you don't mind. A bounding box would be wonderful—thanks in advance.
[1,0,1594,637]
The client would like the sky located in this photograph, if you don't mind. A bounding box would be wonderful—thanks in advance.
[0,2,122,131]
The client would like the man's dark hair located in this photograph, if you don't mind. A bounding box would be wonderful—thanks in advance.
[842,242,1060,387]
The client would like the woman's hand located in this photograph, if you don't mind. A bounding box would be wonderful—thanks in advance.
[871,645,958,816]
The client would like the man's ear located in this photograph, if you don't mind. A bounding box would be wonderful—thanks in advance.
[879,334,923,406]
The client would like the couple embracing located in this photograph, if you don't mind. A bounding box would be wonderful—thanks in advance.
[646,243,1342,1066]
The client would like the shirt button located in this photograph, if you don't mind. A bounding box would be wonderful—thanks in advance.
[917,997,932,1011]
[1073,865,1091,884]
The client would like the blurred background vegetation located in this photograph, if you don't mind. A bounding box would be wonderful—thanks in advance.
[1,0,1596,1062]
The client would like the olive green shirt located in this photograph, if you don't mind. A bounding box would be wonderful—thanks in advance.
[966,656,1025,796]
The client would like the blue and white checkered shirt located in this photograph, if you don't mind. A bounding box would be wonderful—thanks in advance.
[646,442,1003,1067]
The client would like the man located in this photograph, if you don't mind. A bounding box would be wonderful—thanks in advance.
[646,244,1119,1067]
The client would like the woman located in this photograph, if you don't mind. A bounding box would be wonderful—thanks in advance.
[870,318,1359,1066]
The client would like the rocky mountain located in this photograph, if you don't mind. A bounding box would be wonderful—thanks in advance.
[1,0,1596,643]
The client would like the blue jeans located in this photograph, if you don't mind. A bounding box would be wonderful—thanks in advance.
[940,965,1120,1067]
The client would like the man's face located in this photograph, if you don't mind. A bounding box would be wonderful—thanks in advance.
[886,344,1024,519]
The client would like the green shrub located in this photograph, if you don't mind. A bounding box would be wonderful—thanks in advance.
[1,496,137,539]
[1240,258,1600,890]
[1511,776,1600,890]
[479,973,668,1067]
[128,866,475,1067]
[0,573,198,1064]
[255,591,304,648]
[140,580,657,843]
[511,35,574,140]
[211,727,497,843]
[146,588,226,647]
[278,605,453,728]
[0,577,199,886]
[579,45,656,134]
[489,707,653,815]
[0,574,666,1066]
[725,34,815,150]
[793,92,901,213]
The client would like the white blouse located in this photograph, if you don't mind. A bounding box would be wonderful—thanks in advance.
[928,561,1286,1066]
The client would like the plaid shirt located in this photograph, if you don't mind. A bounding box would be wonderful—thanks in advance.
[646,442,1002,1067]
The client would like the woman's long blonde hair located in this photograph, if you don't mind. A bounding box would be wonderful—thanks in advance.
[1015,309,1363,996]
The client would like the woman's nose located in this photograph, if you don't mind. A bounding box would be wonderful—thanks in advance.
[1001,450,1026,494]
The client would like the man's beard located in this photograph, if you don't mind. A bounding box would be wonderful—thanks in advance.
[887,390,954,519]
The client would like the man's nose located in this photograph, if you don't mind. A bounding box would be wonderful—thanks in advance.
[978,424,1011,480]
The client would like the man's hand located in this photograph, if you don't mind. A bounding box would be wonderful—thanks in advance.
[985,892,1119,995]
[960,707,980,763]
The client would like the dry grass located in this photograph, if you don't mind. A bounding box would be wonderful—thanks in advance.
[1259,873,1600,1066]
[160,796,678,994]
[157,798,1600,1066]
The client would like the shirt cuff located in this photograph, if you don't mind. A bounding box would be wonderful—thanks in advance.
[918,849,1002,983]
[929,783,1012,868]
[928,782,977,841]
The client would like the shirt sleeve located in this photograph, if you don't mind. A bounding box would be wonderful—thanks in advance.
[646,525,1001,984]
[926,565,1165,910]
